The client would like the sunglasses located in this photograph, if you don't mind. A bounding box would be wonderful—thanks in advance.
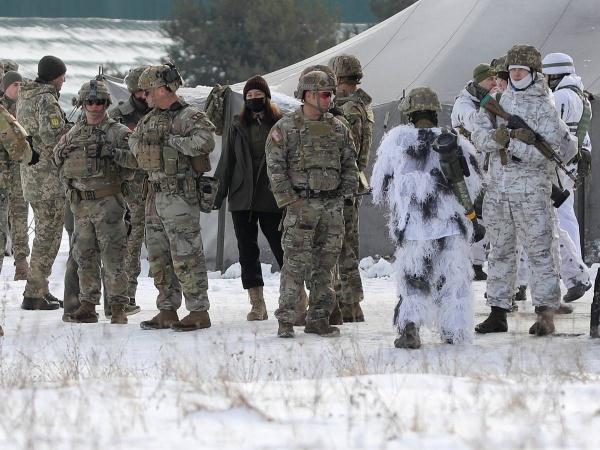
[84,99,107,106]
[318,91,333,99]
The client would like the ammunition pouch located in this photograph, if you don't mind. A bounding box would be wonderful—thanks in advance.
[137,142,162,170]
[62,145,106,179]
[197,176,220,213]
[191,154,211,173]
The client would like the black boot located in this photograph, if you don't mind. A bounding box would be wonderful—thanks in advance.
[475,306,509,333]
[21,296,60,311]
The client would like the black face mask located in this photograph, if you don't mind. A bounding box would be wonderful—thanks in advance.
[246,97,266,113]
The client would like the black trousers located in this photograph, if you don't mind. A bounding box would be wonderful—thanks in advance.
[231,210,284,289]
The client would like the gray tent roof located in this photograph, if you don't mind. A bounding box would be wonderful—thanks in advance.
[261,0,600,104]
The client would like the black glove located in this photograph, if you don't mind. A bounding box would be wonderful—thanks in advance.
[96,143,115,159]
[28,149,41,166]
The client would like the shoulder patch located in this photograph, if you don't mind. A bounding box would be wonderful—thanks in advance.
[270,128,283,143]
[49,114,61,129]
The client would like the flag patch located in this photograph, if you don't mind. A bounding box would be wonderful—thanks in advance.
[271,129,282,143]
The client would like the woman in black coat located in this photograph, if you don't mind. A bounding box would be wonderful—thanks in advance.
[213,76,284,320]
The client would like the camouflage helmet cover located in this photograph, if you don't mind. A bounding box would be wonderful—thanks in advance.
[399,86,442,114]
[138,62,183,92]
[491,55,508,74]
[1,59,19,72]
[78,79,112,106]
[124,65,150,93]
[294,69,337,100]
[506,44,542,72]
[328,54,363,79]
[299,64,336,80]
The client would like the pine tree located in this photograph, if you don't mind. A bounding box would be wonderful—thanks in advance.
[163,0,339,86]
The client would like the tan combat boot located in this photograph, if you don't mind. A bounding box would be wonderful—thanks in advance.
[294,288,309,326]
[140,310,179,330]
[277,321,294,338]
[247,286,268,321]
[304,318,340,337]
[67,301,98,323]
[529,306,556,336]
[341,302,365,323]
[14,258,29,281]
[110,305,128,324]
[171,311,211,332]
[394,322,421,349]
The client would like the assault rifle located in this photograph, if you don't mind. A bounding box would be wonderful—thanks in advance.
[433,128,486,243]
[479,94,578,183]
[342,187,373,200]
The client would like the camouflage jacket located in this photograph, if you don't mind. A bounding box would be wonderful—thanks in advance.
[17,79,72,202]
[472,74,560,196]
[265,107,358,208]
[53,115,133,192]
[0,94,16,115]
[0,105,33,190]
[107,94,151,196]
[333,88,374,172]
[125,98,216,181]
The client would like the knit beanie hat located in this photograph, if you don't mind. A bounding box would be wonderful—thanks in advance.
[473,63,495,84]
[243,75,271,98]
[2,71,22,91]
[37,55,67,82]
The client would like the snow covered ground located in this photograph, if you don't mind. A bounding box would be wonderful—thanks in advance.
[1,230,599,450]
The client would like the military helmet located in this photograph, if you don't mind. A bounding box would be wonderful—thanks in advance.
[542,53,575,75]
[506,44,542,72]
[299,64,336,80]
[328,54,363,80]
[1,59,19,72]
[78,79,112,106]
[399,86,441,114]
[491,55,508,74]
[138,61,183,92]
[294,69,337,100]
[124,65,150,93]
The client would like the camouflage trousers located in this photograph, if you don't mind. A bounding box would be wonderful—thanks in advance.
[8,164,30,261]
[123,192,146,299]
[484,190,560,309]
[333,197,364,305]
[24,198,64,298]
[145,190,209,312]
[70,193,129,306]
[0,189,9,274]
[275,197,344,324]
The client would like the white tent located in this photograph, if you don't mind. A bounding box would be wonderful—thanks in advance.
[247,0,600,262]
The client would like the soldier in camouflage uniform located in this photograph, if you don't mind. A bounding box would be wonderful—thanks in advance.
[1,70,31,280]
[472,44,562,336]
[119,62,216,332]
[1,59,19,74]
[17,55,71,311]
[0,103,39,337]
[54,80,134,324]
[266,69,359,338]
[328,54,374,323]
[107,65,151,310]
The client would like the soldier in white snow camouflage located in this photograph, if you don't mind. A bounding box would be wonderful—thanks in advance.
[472,44,562,336]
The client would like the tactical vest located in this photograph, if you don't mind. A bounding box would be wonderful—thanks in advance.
[291,112,345,191]
[557,85,591,150]
[61,119,119,184]
[137,105,210,175]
